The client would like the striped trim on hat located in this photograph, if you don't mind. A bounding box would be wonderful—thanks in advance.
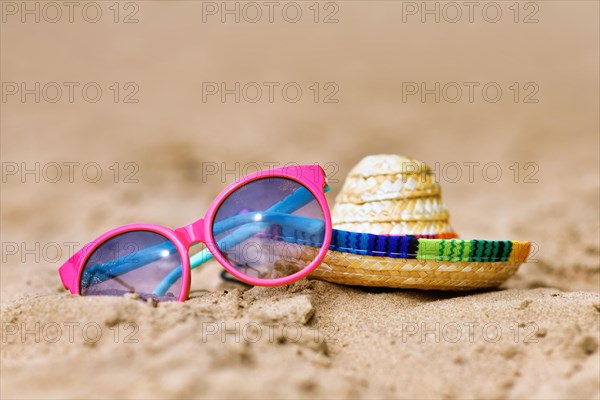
[278,227,530,264]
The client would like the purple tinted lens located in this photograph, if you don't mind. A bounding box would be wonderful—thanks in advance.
[81,230,183,301]
[212,177,325,280]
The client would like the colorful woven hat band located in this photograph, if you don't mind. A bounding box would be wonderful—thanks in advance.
[276,226,529,264]
[327,229,529,263]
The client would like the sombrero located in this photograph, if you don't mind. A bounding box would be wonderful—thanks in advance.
[306,155,531,290]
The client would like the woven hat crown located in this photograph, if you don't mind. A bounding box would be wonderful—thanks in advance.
[332,154,455,236]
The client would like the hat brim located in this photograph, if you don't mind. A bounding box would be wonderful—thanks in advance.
[304,237,530,290]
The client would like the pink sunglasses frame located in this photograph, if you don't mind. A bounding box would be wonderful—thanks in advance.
[58,165,332,302]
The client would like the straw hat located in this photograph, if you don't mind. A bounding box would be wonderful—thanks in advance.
[309,155,530,290]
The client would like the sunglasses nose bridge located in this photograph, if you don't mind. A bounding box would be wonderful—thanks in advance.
[174,218,206,246]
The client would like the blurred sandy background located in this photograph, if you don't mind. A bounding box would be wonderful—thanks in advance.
[1,1,599,399]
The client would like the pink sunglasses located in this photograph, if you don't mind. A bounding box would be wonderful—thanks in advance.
[58,165,332,302]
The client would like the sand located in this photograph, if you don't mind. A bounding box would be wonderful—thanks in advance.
[1,284,599,399]
[1,1,599,399]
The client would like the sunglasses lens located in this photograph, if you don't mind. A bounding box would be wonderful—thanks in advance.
[81,230,183,301]
[212,177,326,281]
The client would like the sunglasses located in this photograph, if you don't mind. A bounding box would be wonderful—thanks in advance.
[58,165,332,301]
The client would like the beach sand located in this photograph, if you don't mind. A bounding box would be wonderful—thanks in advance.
[1,2,599,399]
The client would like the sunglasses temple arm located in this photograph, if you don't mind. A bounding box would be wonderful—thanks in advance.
[153,185,326,296]
[212,212,324,236]
[153,222,272,296]
[81,241,178,288]
[151,247,213,296]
